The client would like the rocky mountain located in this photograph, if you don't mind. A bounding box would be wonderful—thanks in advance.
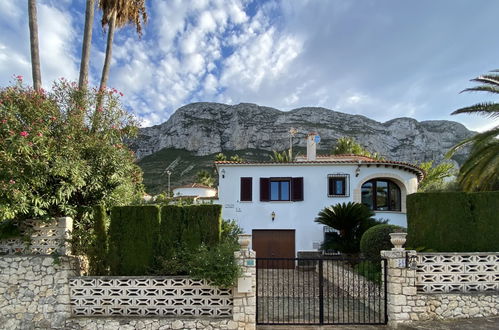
[131,102,473,164]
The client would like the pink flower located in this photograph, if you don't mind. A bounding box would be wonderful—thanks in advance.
[119,92,124,97]
[37,132,43,137]
[1,119,6,124]
[20,131,29,137]
[16,75,23,81]
[9,180,15,184]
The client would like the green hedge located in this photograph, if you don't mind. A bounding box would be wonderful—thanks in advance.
[108,205,160,275]
[407,192,499,252]
[88,205,109,275]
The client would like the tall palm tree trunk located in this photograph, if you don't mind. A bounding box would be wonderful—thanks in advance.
[78,0,95,90]
[28,0,42,90]
[99,11,116,91]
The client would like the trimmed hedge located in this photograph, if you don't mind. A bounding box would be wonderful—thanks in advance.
[108,205,160,275]
[407,192,499,252]
[360,224,401,262]
[88,205,109,275]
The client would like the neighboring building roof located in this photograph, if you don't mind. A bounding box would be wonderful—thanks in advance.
[172,183,216,190]
[197,196,219,200]
[214,155,425,181]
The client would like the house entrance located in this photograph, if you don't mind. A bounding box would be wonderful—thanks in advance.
[256,256,387,325]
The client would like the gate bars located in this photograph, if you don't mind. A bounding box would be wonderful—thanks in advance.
[256,257,388,325]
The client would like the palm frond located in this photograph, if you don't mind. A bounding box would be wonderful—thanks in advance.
[460,86,499,95]
[451,103,499,118]
[471,75,499,87]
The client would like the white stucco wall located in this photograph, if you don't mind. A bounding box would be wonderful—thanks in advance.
[173,187,217,198]
[217,163,418,254]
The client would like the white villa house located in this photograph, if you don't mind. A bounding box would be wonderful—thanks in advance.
[215,133,424,258]
[172,183,218,204]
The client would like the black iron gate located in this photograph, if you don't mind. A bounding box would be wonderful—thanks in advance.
[256,257,387,325]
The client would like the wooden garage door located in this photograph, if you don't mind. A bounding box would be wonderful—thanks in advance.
[253,230,295,268]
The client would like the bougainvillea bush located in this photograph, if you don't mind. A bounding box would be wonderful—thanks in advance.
[0,77,144,231]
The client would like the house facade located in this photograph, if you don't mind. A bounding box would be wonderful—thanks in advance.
[172,183,218,204]
[215,134,424,257]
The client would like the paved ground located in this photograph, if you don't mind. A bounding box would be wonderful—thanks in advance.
[257,316,499,329]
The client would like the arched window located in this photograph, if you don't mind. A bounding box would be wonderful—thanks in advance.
[361,179,401,211]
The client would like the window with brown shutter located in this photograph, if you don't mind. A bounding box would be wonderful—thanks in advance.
[260,178,270,201]
[240,177,252,201]
[291,177,304,201]
[328,174,349,197]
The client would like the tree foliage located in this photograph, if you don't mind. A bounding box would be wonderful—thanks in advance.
[196,170,215,187]
[0,78,144,221]
[417,161,456,192]
[447,70,499,191]
[332,137,383,159]
[314,202,382,254]
[269,150,291,162]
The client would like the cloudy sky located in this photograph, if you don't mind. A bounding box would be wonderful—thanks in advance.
[1,0,498,131]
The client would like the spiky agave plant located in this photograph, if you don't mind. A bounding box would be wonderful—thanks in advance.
[447,70,499,191]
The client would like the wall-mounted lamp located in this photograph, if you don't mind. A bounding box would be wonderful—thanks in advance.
[271,211,276,221]
[355,165,361,177]
[221,169,226,179]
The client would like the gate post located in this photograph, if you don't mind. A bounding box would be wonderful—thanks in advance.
[381,249,418,327]
[233,234,256,330]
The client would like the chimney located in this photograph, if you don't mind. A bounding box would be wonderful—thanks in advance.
[306,132,319,161]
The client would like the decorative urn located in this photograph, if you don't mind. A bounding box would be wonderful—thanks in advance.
[237,234,252,249]
[389,232,407,251]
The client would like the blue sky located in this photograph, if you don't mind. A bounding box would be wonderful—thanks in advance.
[1,0,498,131]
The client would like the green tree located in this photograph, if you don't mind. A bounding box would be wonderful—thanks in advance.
[417,161,456,192]
[332,137,383,159]
[98,0,148,90]
[196,170,215,187]
[214,153,227,161]
[269,150,291,162]
[447,70,499,191]
[0,78,144,222]
[314,202,380,254]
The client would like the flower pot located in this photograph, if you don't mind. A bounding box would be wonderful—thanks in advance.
[389,232,407,251]
[238,234,252,250]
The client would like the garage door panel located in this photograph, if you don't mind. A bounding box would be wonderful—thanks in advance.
[253,230,295,269]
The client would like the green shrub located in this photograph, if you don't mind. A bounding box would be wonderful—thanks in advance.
[360,224,402,262]
[407,192,499,252]
[189,241,241,288]
[0,219,21,240]
[108,205,160,275]
[87,205,109,275]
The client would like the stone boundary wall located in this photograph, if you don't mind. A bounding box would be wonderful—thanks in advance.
[382,250,499,326]
[69,276,233,317]
[0,217,72,255]
[0,255,83,329]
[66,317,238,329]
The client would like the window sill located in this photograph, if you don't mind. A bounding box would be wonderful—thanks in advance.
[374,210,405,214]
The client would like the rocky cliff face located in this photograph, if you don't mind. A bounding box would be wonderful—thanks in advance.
[130,102,473,164]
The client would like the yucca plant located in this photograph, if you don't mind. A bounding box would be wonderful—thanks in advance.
[447,70,499,191]
[314,202,379,254]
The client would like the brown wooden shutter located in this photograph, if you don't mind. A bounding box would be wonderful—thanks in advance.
[291,177,303,201]
[260,178,270,201]
[240,177,252,201]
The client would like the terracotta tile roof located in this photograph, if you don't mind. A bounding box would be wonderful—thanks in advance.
[214,157,425,180]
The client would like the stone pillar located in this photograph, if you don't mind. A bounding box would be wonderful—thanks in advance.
[381,249,418,327]
[232,234,256,330]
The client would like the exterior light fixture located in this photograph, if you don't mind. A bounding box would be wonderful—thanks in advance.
[355,165,361,177]
[271,211,276,221]
[221,169,225,179]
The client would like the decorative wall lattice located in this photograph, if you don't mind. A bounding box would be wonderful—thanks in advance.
[0,217,72,255]
[69,277,233,317]
[416,253,499,293]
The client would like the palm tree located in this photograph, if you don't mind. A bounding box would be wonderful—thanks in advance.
[332,137,383,160]
[314,202,376,254]
[447,70,499,191]
[28,0,42,90]
[78,0,95,90]
[98,0,148,90]
[269,150,291,162]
